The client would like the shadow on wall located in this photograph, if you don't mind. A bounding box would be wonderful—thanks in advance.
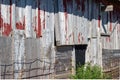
[75,45,87,66]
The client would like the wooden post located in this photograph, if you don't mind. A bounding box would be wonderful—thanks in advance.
[71,46,76,75]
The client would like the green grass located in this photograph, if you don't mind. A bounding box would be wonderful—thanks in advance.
[71,63,111,79]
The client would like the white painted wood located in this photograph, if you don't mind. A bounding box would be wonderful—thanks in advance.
[71,46,76,75]
[25,0,32,38]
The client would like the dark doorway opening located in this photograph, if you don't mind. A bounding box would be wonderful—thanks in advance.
[75,45,87,66]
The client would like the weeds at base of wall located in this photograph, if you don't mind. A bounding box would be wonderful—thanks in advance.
[70,63,111,79]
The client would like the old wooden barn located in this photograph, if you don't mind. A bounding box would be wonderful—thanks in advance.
[0,0,120,79]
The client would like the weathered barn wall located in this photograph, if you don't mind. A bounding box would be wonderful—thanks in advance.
[55,46,73,78]
[0,0,55,79]
[101,11,120,49]
[85,0,120,67]
[0,37,12,64]
[0,0,55,38]
[85,0,102,66]
[55,0,120,67]
[0,37,13,79]
[102,49,120,79]
[55,0,89,45]
[0,0,120,79]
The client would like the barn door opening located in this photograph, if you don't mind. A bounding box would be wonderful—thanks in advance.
[75,45,87,66]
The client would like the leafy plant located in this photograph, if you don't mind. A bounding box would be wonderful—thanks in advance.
[71,63,111,79]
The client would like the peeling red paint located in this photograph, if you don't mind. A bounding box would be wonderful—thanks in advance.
[36,0,42,38]
[63,0,73,43]
[0,0,12,36]
[16,22,25,30]
[3,0,12,36]
[2,23,12,36]
[109,12,112,32]
[78,32,81,43]
[2,0,13,36]
[16,16,25,30]
[98,15,101,28]
[65,12,67,33]
[63,0,68,43]
[0,3,3,29]
[0,16,3,29]
[63,0,68,33]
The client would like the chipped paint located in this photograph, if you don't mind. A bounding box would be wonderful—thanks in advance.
[0,0,120,79]
[109,12,112,32]
[16,16,25,30]
[0,0,119,47]
[37,0,42,38]
[0,0,12,36]
[98,15,101,28]
[2,23,12,36]
[0,0,55,78]
[0,15,12,36]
